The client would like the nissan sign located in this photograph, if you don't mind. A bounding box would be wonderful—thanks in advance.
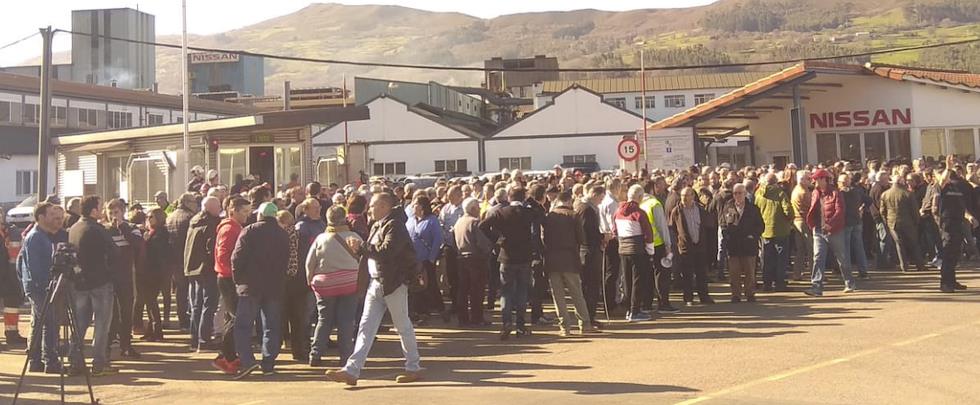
[809,108,911,129]
[189,52,240,64]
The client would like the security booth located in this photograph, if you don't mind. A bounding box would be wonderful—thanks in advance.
[51,106,369,206]
[647,62,980,168]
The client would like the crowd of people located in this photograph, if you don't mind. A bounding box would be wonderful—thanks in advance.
[1,155,975,386]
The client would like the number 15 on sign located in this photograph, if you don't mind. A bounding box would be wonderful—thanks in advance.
[618,139,641,162]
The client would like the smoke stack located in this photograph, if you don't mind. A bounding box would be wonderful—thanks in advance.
[283,81,291,111]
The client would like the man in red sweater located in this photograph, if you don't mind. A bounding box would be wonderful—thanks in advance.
[804,169,856,297]
[211,197,251,374]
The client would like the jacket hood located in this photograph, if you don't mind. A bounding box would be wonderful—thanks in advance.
[761,184,785,199]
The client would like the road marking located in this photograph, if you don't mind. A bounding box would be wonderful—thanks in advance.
[238,401,265,405]
[674,319,980,405]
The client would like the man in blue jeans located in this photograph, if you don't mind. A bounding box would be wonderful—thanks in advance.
[18,202,67,373]
[67,195,119,376]
[804,169,856,297]
[839,172,871,279]
[480,186,536,339]
[184,196,221,351]
[231,202,290,379]
[327,193,422,386]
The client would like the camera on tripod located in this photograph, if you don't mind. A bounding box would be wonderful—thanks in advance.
[51,242,82,282]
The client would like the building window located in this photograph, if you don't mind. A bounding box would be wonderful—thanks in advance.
[950,128,977,162]
[23,104,40,124]
[888,129,911,160]
[920,129,947,159]
[373,162,406,177]
[562,154,596,164]
[817,130,915,164]
[606,97,627,109]
[50,106,67,126]
[77,108,98,127]
[664,95,686,108]
[434,159,467,173]
[108,111,133,129]
[16,170,38,196]
[0,101,11,122]
[633,96,655,109]
[147,113,164,125]
[499,157,532,171]
[694,93,716,105]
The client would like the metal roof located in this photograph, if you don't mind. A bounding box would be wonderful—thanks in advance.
[0,72,256,115]
[539,71,775,94]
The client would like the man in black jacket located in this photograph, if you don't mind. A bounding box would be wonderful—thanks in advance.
[165,192,197,329]
[185,196,221,351]
[68,195,119,376]
[576,185,605,321]
[936,157,975,293]
[232,202,290,378]
[481,186,536,339]
[327,193,422,386]
[719,184,764,303]
[525,184,551,326]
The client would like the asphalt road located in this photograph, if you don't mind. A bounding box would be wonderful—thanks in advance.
[2,267,979,405]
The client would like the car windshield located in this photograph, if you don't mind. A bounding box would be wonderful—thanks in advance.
[15,195,37,208]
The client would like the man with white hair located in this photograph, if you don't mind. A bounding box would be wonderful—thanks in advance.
[188,165,206,193]
[720,183,764,302]
[184,195,222,351]
[791,170,813,280]
[612,185,654,321]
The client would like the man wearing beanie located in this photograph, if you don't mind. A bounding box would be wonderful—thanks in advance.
[231,202,290,379]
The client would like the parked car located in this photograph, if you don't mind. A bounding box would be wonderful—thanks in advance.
[559,161,601,174]
[3,195,35,263]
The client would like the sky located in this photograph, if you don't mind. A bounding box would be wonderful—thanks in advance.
[0,0,717,65]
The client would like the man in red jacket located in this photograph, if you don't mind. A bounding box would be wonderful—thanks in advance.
[211,197,251,375]
[804,169,856,297]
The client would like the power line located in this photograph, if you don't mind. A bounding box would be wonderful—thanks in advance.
[0,32,40,51]
[53,28,980,73]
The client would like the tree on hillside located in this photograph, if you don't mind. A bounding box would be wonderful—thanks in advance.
[907,0,980,24]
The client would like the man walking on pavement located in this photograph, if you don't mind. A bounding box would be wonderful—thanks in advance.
[804,169,857,297]
[880,168,928,273]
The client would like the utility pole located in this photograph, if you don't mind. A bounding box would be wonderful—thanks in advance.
[36,26,53,201]
[181,0,191,185]
[342,74,350,185]
[635,41,649,171]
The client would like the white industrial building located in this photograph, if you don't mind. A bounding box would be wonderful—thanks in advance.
[486,86,652,171]
[649,62,980,167]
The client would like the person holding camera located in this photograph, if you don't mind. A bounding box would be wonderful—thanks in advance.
[68,195,119,376]
[17,202,67,373]
[105,198,144,359]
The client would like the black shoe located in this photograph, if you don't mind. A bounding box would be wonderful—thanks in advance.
[293,355,309,363]
[29,361,44,373]
[700,297,716,305]
[940,285,956,293]
[121,347,140,358]
[309,357,322,367]
[858,274,869,280]
[199,341,221,351]
[67,367,86,377]
[954,282,968,290]
[516,327,532,337]
[657,305,680,314]
[44,363,64,374]
[746,295,757,303]
[233,363,261,380]
[5,332,27,347]
[499,327,512,341]
[803,288,823,297]
[260,369,277,377]
[325,339,337,349]
[730,296,741,303]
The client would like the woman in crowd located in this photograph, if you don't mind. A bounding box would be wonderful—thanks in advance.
[140,208,169,342]
[346,194,370,240]
[306,206,364,368]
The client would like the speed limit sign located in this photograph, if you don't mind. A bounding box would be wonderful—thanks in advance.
[618,139,641,161]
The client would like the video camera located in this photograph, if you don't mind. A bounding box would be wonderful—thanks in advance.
[51,242,82,281]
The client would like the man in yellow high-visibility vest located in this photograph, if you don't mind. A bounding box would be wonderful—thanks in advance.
[640,181,679,314]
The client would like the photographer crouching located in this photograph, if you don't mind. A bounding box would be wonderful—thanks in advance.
[17,202,68,373]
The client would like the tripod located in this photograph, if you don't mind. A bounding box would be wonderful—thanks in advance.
[13,273,98,404]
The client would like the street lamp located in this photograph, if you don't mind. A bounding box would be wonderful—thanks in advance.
[634,40,649,171]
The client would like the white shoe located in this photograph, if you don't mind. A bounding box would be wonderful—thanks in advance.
[843,286,855,293]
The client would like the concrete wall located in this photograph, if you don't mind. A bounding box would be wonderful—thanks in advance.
[485,136,621,171]
[71,8,155,89]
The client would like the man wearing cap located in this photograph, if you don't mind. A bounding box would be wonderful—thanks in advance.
[879,168,928,273]
[231,202,290,378]
[804,168,856,297]
[187,165,205,193]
